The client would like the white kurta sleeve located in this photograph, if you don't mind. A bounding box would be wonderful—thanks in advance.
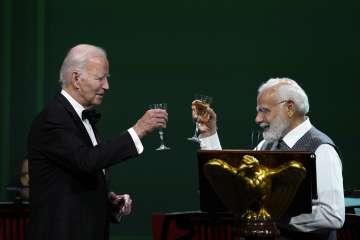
[289,144,345,231]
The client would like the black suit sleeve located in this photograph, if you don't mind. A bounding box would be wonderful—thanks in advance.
[28,104,139,175]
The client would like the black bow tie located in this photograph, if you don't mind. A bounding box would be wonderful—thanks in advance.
[82,109,101,125]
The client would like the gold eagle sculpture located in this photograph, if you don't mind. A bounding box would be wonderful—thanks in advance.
[203,155,306,221]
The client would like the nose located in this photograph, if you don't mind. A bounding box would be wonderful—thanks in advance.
[255,112,263,124]
[102,78,109,91]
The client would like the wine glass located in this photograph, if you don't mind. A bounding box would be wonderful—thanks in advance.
[149,103,170,151]
[188,94,213,142]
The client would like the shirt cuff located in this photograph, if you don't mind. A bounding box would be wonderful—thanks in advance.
[127,128,144,154]
[199,132,222,150]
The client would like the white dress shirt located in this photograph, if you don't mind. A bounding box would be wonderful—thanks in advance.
[61,89,143,153]
[199,118,345,232]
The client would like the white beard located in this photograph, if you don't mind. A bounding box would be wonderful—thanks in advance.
[261,112,290,142]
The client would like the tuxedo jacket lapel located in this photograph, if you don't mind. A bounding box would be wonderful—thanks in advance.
[56,94,94,147]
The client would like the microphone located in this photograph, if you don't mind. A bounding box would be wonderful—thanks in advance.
[251,129,262,149]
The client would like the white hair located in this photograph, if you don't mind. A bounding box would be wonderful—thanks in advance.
[59,44,107,86]
[258,77,310,115]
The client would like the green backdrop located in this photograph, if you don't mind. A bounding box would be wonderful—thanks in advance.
[1,0,360,238]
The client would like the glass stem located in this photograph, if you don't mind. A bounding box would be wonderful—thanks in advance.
[158,129,165,145]
[194,122,199,137]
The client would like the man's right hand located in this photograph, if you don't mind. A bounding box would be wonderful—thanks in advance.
[191,101,217,138]
[133,109,168,139]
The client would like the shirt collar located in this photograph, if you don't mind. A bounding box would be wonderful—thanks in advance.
[61,89,85,120]
[282,117,312,148]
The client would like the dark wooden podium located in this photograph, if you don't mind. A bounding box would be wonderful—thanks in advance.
[197,150,315,217]
[0,202,29,240]
[152,150,316,240]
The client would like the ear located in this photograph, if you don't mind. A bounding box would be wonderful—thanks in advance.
[71,71,81,89]
[286,100,296,118]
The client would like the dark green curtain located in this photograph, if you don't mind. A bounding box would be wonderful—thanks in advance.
[0,0,44,200]
[1,0,360,239]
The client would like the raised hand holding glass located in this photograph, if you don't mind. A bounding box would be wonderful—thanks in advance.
[188,94,213,143]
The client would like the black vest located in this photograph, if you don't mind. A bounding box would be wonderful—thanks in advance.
[261,126,339,155]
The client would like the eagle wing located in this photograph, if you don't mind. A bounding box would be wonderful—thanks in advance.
[203,158,258,216]
[266,160,306,220]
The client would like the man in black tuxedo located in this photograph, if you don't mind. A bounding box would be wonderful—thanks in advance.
[27,44,168,240]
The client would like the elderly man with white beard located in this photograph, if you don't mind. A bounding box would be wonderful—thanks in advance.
[193,78,345,240]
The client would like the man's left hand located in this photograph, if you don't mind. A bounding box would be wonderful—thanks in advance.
[109,192,132,216]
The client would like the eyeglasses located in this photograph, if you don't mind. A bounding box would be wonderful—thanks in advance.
[256,100,289,115]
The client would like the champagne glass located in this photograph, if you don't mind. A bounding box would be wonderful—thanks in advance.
[149,103,170,151]
[188,94,213,142]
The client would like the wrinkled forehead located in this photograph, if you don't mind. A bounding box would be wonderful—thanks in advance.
[256,88,278,107]
[85,56,109,73]
[88,56,108,66]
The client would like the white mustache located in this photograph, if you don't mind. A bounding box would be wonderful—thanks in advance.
[260,123,269,129]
